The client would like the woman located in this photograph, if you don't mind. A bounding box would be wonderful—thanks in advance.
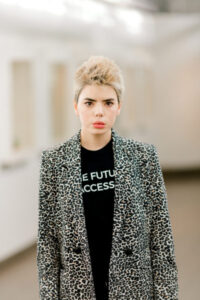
[37,56,179,300]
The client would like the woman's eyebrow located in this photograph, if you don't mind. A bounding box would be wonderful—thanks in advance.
[83,97,115,101]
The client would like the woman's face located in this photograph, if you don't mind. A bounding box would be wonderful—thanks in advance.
[74,84,121,136]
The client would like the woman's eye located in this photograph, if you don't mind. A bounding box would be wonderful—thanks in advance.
[85,102,92,106]
[85,101,113,106]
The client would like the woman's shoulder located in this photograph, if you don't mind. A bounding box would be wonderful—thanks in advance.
[39,138,71,165]
[120,137,159,169]
[120,135,156,154]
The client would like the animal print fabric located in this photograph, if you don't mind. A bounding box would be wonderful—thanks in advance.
[37,127,179,300]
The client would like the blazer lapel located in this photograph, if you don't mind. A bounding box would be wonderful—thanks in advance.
[59,127,139,287]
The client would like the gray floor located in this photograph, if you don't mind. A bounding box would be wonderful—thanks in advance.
[0,172,200,300]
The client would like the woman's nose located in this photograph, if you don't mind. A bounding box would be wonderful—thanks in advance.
[94,104,104,115]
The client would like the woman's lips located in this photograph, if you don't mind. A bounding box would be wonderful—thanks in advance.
[93,122,105,128]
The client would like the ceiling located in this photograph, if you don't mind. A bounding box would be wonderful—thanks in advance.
[0,0,199,47]
[99,0,200,13]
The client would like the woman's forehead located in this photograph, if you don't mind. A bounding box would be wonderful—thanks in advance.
[79,84,118,99]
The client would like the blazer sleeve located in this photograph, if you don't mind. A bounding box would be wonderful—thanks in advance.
[37,150,60,300]
[148,145,179,300]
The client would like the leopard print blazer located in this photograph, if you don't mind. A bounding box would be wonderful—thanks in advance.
[37,127,179,300]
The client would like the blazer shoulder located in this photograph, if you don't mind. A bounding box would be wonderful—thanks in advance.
[121,135,156,155]
[121,137,160,172]
[39,139,70,163]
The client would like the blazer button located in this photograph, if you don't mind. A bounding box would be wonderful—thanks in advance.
[73,246,82,254]
[124,248,132,256]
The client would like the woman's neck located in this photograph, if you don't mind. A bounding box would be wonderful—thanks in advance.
[80,128,112,151]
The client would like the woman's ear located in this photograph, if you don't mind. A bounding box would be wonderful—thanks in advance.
[117,101,122,115]
[73,100,78,116]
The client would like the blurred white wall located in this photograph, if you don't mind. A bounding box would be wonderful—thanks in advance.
[0,157,39,261]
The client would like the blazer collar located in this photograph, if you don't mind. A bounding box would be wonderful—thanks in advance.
[62,127,131,169]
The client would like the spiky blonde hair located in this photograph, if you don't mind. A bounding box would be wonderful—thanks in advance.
[74,55,125,103]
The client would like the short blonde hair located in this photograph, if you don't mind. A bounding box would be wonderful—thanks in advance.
[74,55,125,103]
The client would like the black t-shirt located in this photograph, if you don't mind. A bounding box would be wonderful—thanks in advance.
[81,137,115,300]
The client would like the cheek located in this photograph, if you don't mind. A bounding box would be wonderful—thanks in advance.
[108,107,119,117]
[79,109,90,121]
